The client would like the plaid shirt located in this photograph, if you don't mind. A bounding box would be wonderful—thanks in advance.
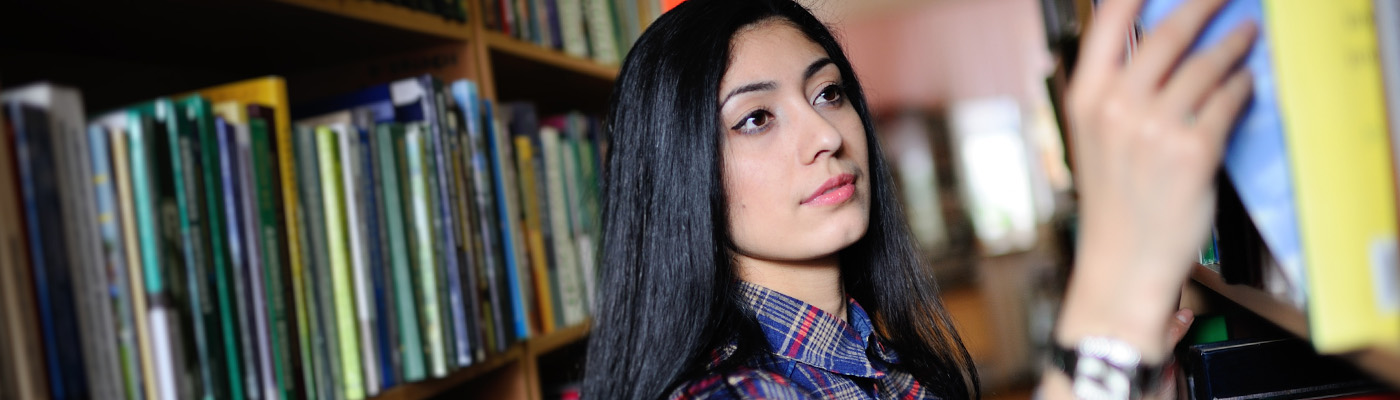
[668,281,939,399]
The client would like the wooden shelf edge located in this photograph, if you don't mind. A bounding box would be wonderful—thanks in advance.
[274,0,473,41]
[484,32,620,80]
[1189,264,1400,388]
[369,343,526,400]
[529,320,592,357]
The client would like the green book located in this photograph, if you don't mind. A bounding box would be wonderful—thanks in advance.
[188,99,246,400]
[376,123,425,381]
[404,124,447,377]
[248,110,293,400]
[316,126,365,400]
[293,125,335,400]
[170,96,232,400]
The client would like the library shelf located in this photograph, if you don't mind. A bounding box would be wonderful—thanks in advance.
[484,31,621,81]
[1189,264,1400,388]
[274,0,473,41]
[365,320,592,400]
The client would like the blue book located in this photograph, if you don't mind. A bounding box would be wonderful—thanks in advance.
[480,99,531,340]
[216,116,263,398]
[1140,0,1306,305]
[86,121,147,400]
[7,103,89,400]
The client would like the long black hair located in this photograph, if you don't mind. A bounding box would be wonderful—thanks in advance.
[583,0,979,398]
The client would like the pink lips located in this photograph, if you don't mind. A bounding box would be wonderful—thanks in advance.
[802,173,856,206]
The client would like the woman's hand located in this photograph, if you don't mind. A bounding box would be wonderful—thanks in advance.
[1057,0,1254,362]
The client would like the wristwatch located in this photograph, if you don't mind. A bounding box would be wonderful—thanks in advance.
[1049,336,1165,400]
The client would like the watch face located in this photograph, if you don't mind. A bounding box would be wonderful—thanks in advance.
[1073,356,1133,400]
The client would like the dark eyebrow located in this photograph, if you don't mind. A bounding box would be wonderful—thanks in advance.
[721,81,777,107]
[719,58,836,107]
[804,58,835,82]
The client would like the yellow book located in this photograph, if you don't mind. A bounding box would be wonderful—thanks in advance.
[514,135,556,334]
[1267,0,1400,353]
[109,122,160,400]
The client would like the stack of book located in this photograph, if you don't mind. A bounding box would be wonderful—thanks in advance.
[480,0,645,65]
[0,75,604,400]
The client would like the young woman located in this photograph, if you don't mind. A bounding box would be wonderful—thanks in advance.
[583,0,1255,398]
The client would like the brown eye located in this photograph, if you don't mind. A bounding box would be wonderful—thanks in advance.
[733,110,774,135]
[815,83,844,106]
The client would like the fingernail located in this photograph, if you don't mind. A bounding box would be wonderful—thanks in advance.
[1177,309,1194,323]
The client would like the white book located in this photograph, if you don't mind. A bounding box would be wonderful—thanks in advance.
[335,122,380,395]
[584,0,620,65]
[558,0,589,58]
[540,127,585,325]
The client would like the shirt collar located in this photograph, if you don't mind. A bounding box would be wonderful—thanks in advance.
[737,281,886,378]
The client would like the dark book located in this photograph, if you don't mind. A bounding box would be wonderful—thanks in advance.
[1214,172,1265,287]
[169,96,227,399]
[293,123,342,400]
[6,102,90,399]
[215,115,263,399]
[1182,337,1387,399]
[248,103,304,400]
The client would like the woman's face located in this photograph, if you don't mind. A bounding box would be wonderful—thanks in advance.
[720,20,871,264]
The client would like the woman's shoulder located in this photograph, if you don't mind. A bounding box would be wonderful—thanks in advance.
[667,366,814,400]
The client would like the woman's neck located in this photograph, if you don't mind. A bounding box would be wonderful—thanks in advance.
[735,253,847,322]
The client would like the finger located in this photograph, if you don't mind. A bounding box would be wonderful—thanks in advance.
[1165,308,1194,348]
[1123,0,1232,95]
[1192,68,1254,156]
[1157,22,1258,117]
[1073,0,1149,95]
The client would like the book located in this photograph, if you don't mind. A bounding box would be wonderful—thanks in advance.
[482,100,533,340]
[392,77,469,371]
[293,124,337,400]
[440,87,492,359]
[403,123,449,376]
[105,117,162,400]
[584,0,621,65]
[507,103,558,333]
[191,76,294,400]
[215,112,263,400]
[247,104,301,400]
[124,102,181,400]
[1181,338,1386,399]
[1266,0,1400,354]
[539,125,585,326]
[335,120,382,396]
[557,0,587,58]
[170,96,226,400]
[1140,0,1307,308]
[1377,0,1400,311]
[233,104,281,400]
[375,123,427,382]
[0,101,49,400]
[316,123,367,400]
[5,84,118,400]
[453,80,513,350]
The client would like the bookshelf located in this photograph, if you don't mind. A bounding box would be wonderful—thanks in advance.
[1189,266,1400,388]
[1,0,624,398]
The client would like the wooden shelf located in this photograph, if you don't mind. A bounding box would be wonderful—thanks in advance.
[274,0,472,41]
[365,321,592,400]
[1190,264,1400,388]
[529,320,592,357]
[484,32,620,81]
[370,344,525,400]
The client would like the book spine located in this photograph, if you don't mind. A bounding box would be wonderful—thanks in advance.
[358,125,397,391]
[248,115,296,400]
[110,127,161,400]
[336,124,381,396]
[513,134,556,333]
[90,122,145,400]
[236,120,279,400]
[488,108,532,339]
[424,84,472,368]
[0,103,49,400]
[195,112,245,400]
[584,0,620,65]
[173,108,218,400]
[125,107,180,400]
[293,126,335,400]
[443,98,490,359]
[1267,0,1400,353]
[405,125,448,376]
[562,131,594,312]
[220,116,267,400]
[458,83,511,349]
[377,124,426,382]
[540,127,584,325]
[316,127,366,399]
